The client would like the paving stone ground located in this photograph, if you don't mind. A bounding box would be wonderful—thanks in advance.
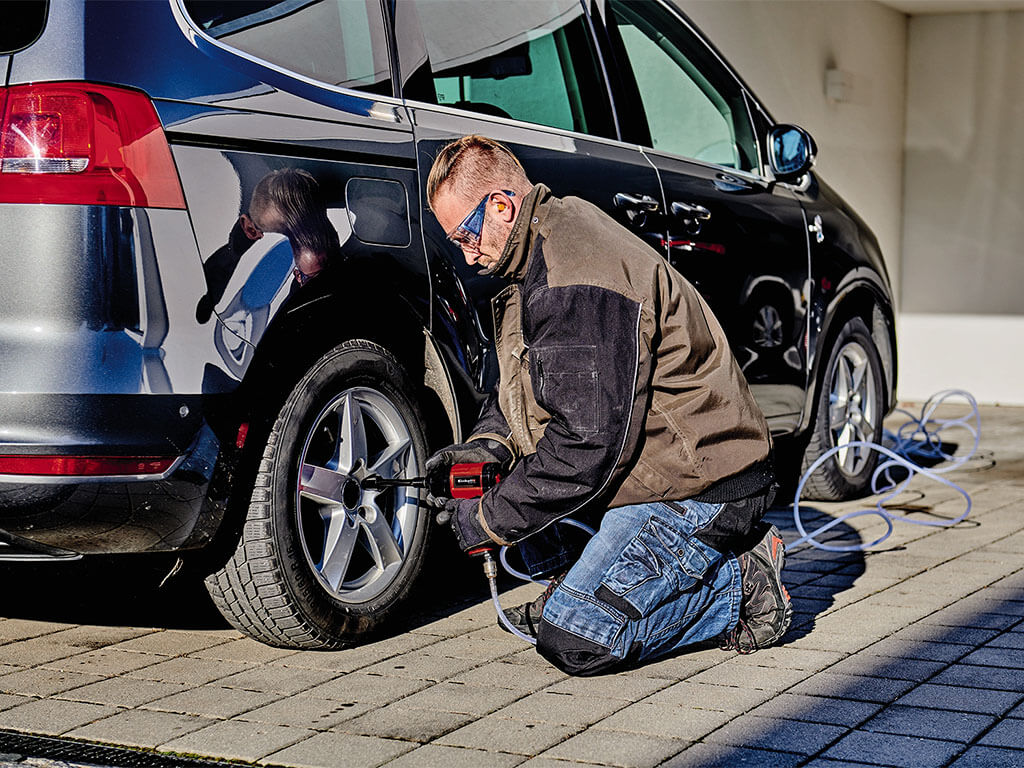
[0,403,1021,768]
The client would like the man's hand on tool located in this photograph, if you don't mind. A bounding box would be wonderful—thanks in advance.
[424,439,510,504]
[437,497,493,553]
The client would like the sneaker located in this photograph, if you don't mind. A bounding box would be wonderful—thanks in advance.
[499,571,566,638]
[720,524,792,654]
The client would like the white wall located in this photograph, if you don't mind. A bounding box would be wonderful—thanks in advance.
[898,12,1024,404]
[678,0,908,301]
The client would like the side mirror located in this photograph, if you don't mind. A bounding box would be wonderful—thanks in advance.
[768,124,817,182]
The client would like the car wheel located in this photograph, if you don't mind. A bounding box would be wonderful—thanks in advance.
[205,340,430,649]
[800,317,885,501]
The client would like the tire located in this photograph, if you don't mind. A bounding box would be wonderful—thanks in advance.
[205,340,431,649]
[800,317,885,501]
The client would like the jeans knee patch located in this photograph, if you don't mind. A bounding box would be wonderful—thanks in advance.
[597,519,713,620]
[536,619,620,676]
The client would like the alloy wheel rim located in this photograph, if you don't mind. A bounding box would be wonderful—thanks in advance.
[827,340,877,478]
[295,387,419,603]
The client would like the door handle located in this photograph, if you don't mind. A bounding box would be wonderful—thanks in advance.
[670,201,711,223]
[670,201,711,234]
[613,192,660,226]
[614,192,660,212]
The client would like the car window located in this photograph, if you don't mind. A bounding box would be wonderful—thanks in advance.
[606,0,757,172]
[1,0,47,53]
[396,0,616,140]
[182,0,392,97]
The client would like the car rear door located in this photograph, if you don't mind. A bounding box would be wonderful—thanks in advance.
[592,0,813,435]
[394,0,664,395]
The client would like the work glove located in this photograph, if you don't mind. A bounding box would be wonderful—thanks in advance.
[437,497,493,553]
[424,438,511,505]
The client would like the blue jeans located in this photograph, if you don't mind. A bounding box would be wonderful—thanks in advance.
[529,500,742,675]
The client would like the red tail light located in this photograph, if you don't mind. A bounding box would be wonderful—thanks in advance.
[0,82,185,208]
[0,455,178,476]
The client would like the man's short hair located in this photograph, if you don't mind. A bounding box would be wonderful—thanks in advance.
[427,134,529,211]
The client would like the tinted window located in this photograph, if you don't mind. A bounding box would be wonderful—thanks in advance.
[607,0,757,171]
[183,0,391,96]
[1,0,47,53]
[398,0,616,139]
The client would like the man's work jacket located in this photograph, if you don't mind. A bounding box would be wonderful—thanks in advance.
[470,184,771,547]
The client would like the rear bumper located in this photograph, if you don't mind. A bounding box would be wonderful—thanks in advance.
[0,394,230,557]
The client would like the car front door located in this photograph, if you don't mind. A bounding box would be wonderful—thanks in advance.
[592,0,813,435]
[394,0,664,398]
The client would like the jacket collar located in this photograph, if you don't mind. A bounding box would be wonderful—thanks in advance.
[487,183,550,281]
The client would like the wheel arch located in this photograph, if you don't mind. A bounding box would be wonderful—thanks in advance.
[802,278,897,436]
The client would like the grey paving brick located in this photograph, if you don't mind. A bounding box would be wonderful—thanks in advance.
[986,631,1024,650]
[623,651,720,681]
[920,610,1021,632]
[57,678,188,709]
[65,708,213,748]
[865,637,974,663]
[142,684,280,719]
[235,694,373,730]
[398,681,525,716]
[388,744,527,767]
[979,718,1024,749]
[40,648,163,676]
[647,680,777,713]
[949,745,1024,767]
[931,663,1024,692]
[0,639,83,667]
[660,742,804,768]
[127,656,252,686]
[961,646,1022,667]
[0,619,73,642]
[826,653,946,682]
[188,638,299,664]
[0,698,118,736]
[728,646,844,673]
[893,624,999,646]
[359,652,479,682]
[0,693,32,712]
[436,714,580,754]
[336,703,474,742]
[47,626,153,648]
[542,728,684,768]
[544,672,671,701]
[862,704,994,742]
[160,719,313,762]
[590,701,732,741]
[703,713,846,755]
[896,683,1021,715]
[267,731,414,768]
[824,730,964,767]
[418,630,527,661]
[498,690,625,727]
[684,662,809,692]
[450,661,566,691]
[0,667,105,697]
[1009,700,1024,718]
[302,672,431,704]
[110,630,231,656]
[215,663,338,695]
[788,671,918,703]
[747,692,883,727]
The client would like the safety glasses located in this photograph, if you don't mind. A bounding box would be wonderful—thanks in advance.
[447,189,514,248]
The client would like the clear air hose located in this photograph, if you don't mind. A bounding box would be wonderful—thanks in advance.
[789,389,982,552]
[488,389,981,641]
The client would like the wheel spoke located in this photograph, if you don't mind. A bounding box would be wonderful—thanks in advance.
[363,505,404,570]
[299,463,347,505]
[367,436,412,480]
[319,509,360,591]
[332,392,368,475]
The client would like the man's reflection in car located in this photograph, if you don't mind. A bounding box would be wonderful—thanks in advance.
[197,168,344,380]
